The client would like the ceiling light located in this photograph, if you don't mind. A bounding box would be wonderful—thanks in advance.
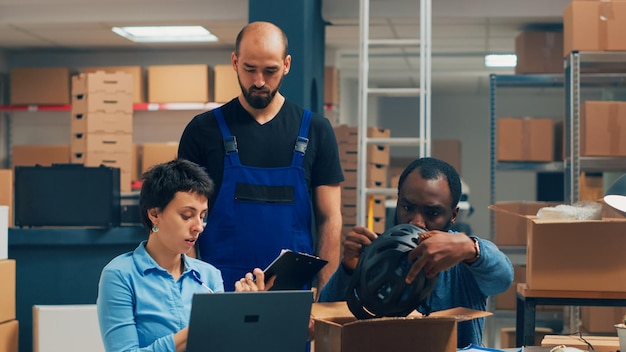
[484,54,517,68]
[112,26,218,43]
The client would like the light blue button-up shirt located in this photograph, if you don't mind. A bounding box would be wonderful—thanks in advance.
[97,241,224,352]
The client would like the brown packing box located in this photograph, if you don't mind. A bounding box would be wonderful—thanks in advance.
[148,64,213,103]
[497,117,554,162]
[580,306,626,334]
[500,326,552,349]
[213,64,239,103]
[82,66,145,103]
[579,171,604,202]
[515,31,564,74]
[564,0,626,57]
[311,302,490,352]
[581,101,626,157]
[71,111,133,135]
[10,67,71,105]
[72,91,133,114]
[494,265,561,311]
[432,139,462,175]
[11,145,70,167]
[72,71,133,96]
[489,203,626,292]
[491,201,559,246]
[0,170,13,227]
[0,320,18,352]
[140,143,179,175]
[542,334,619,352]
[0,260,16,324]
[324,66,340,105]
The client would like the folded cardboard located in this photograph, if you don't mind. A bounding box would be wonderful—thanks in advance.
[0,320,18,352]
[311,301,490,352]
[541,334,619,352]
[81,66,145,103]
[489,203,626,292]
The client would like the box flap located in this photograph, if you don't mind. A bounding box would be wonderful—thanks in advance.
[428,307,492,321]
[311,302,491,322]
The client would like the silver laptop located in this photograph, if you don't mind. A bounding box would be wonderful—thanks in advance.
[187,290,314,352]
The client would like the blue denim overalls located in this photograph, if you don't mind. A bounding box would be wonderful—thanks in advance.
[199,107,315,290]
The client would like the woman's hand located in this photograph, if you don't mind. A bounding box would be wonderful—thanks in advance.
[234,268,275,291]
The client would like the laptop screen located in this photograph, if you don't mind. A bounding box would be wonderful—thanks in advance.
[187,290,314,352]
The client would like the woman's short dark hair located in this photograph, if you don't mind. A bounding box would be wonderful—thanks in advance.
[397,157,462,208]
[139,159,214,233]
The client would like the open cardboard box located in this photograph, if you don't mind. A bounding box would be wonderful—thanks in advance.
[489,203,626,292]
[311,302,491,352]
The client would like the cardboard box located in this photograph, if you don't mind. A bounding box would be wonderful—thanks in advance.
[33,305,104,352]
[72,91,133,114]
[491,201,558,246]
[497,117,554,162]
[10,67,71,105]
[0,320,18,352]
[82,66,145,103]
[311,302,490,352]
[432,139,462,175]
[564,0,626,57]
[542,334,620,352]
[0,260,16,324]
[581,306,626,334]
[148,64,213,103]
[11,145,70,167]
[325,67,340,105]
[581,101,626,157]
[213,64,239,103]
[495,264,526,310]
[140,142,179,175]
[0,170,12,228]
[500,326,552,349]
[71,111,133,135]
[490,203,626,292]
[515,31,564,74]
[72,71,133,96]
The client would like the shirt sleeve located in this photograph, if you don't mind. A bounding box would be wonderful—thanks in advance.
[318,264,354,302]
[310,116,344,187]
[97,268,176,352]
[464,237,514,297]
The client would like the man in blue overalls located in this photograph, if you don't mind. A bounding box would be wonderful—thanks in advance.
[178,21,344,294]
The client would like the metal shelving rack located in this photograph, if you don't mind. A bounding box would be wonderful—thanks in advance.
[564,51,626,204]
[355,0,431,226]
[488,73,565,241]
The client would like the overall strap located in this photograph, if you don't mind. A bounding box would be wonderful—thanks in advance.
[291,109,312,167]
[213,107,241,166]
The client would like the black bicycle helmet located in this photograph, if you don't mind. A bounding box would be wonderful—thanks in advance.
[346,224,437,319]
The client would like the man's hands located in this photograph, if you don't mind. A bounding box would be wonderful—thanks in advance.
[342,226,477,284]
[405,231,476,283]
[341,226,378,271]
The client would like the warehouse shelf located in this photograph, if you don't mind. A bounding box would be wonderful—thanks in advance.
[496,161,564,172]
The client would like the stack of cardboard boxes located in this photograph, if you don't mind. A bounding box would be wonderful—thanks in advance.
[333,125,390,244]
[70,71,134,192]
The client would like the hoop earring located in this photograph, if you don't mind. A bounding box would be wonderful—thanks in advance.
[152,225,159,233]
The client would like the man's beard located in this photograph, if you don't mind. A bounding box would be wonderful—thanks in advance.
[239,75,283,109]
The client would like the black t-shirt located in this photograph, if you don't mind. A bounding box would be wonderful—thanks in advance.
[178,98,344,207]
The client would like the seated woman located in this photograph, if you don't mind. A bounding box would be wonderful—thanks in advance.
[97,159,270,352]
